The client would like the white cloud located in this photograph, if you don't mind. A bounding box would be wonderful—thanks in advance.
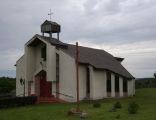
[0,0,156,78]
[0,50,23,71]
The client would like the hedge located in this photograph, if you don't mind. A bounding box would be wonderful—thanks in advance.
[0,96,37,108]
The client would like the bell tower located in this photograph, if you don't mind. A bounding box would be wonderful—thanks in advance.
[41,20,61,40]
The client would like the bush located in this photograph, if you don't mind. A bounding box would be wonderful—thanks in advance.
[128,101,139,114]
[0,77,15,94]
[109,105,117,112]
[114,102,122,109]
[93,102,101,108]
[0,96,37,108]
[115,114,121,119]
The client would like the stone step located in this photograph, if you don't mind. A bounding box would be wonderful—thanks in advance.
[38,97,65,104]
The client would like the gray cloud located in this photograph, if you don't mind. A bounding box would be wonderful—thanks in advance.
[0,0,156,78]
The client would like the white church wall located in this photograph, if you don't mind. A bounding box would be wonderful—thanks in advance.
[47,43,56,82]
[91,69,107,99]
[25,46,36,83]
[24,39,49,96]
[111,73,115,97]
[79,65,87,100]
[16,55,26,96]
[119,76,124,97]
[52,82,56,97]
[133,79,135,95]
[59,50,76,102]
[30,81,35,95]
[35,43,46,72]
[127,79,135,96]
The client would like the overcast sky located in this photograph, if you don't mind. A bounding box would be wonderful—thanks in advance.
[0,0,156,78]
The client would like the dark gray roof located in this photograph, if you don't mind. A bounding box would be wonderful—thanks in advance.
[37,35,67,47]
[41,20,60,26]
[27,34,67,47]
[62,44,134,79]
[31,35,134,79]
[115,57,124,62]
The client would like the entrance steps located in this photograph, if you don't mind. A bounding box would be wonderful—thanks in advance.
[38,97,66,104]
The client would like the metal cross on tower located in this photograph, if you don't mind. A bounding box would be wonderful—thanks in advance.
[48,9,53,20]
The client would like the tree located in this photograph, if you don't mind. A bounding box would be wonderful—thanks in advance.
[154,71,156,79]
[0,77,15,94]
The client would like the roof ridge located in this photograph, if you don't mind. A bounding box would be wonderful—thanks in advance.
[67,43,109,52]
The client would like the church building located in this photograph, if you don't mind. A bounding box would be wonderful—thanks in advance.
[16,20,135,103]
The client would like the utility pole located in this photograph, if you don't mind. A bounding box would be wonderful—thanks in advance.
[76,42,80,112]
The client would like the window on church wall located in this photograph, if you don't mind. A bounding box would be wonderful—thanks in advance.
[123,78,127,92]
[106,71,111,92]
[41,46,46,61]
[115,75,119,92]
[86,67,90,95]
[56,53,59,82]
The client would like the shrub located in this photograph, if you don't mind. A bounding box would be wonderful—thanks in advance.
[128,101,139,114]
[114,102,122,109]
[109,105,116,112]
[0,96,37,108]
[115,114,121,119]
[93,102,101,108]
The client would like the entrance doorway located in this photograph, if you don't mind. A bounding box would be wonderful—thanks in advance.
[38,71,52,97]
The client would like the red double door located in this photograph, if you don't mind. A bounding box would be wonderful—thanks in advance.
[40,75,52,97]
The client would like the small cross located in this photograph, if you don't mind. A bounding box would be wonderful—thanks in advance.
[48,9,53,20]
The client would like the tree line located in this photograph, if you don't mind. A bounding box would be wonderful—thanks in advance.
[0,77,16,95]
[135,78,156,89]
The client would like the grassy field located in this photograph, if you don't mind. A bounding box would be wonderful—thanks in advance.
[0,88,156,120]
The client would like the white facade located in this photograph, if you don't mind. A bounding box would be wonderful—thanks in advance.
[16,35,135,102]
[90,69,107,99]
[16,55,26,96]
[58,49,76,102]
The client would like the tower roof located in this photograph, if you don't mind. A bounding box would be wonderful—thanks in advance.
[41,20,61,33]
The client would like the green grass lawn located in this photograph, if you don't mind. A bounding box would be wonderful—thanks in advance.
[0,88,156,120]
